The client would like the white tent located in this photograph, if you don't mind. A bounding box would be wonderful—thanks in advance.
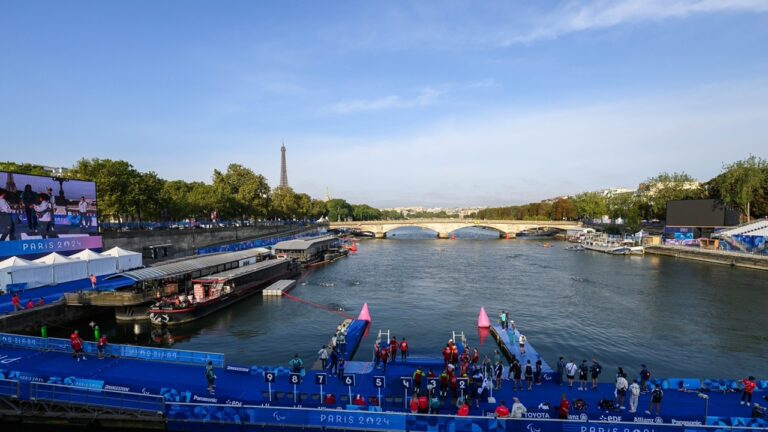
[101,247,142,271]
[0,256,53,290]
[34,253,89,284]
[70,249,118,276]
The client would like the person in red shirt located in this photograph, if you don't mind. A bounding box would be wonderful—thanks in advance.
[380,344,389,372]
[400,337,408,362]
[494,401,510,418]
[36,297,45,307]
[373,342,381,369]
[559,394,570,420]
[26,299,34,309]
[472,348,479,365]
[457,400,470,416]
[97,335,108,359]
[450,345,459,365]
[70,330,86,361]
[11,294,21,311]
[409,394,419,413]
[418,394,428,413]
[324,393,336,405]
[389,337,398,363]
[352,394,366,406]
[742,376,757,406]
[442,344,451,366]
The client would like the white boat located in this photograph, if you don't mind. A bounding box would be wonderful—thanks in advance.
[582,234,644,255]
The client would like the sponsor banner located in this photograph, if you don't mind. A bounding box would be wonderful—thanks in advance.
[0,236,103,260]
[72,378,105,392]
[119,345,225,367]
[225,364,251,374]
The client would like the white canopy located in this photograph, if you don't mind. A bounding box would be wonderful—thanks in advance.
[0,256,53,289]
[101,247,143,271]
[34,252,89,284]
[70,249,118,276]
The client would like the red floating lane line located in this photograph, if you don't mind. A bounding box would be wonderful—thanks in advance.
[282,293,353,320]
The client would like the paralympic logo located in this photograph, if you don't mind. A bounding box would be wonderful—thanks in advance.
[273,411,286,422]
[527,423,541,432]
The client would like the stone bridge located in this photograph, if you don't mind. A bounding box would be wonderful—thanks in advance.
[329,219,582,239]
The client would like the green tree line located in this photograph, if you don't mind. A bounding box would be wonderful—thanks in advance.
[471,156,768,230]
[1,159,386,224]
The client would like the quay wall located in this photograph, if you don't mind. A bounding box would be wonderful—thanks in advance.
[102,225,312,260]
[646,245,768,271]
[0,301,107,334]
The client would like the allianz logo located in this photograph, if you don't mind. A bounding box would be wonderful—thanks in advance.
[633,417,664,424]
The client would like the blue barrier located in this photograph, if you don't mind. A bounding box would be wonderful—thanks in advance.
[0,378,19,397]
[0,332,225,367]
[164,403,768,432]
[30,382,165,414]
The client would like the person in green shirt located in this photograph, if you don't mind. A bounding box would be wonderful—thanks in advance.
[205,361,216,394]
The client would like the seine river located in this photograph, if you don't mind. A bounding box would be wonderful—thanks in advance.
[92,227,767,381]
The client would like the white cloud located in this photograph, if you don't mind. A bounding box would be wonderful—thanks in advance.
[504,0,768,45]
[292,79,768,207]
[324,88,442,114]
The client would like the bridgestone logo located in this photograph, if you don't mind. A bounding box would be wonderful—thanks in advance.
[104,385,130,392]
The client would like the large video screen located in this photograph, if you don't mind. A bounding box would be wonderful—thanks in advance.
[666,199,740,227]
[0,171,102,259]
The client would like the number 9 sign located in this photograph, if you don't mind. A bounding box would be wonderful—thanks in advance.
[264,371,275,383]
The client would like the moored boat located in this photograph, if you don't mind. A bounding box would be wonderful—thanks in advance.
[148,257,298,326]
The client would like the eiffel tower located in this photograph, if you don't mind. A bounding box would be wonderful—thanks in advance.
[279,142,289,189]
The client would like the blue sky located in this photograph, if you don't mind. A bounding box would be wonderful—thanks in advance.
[1,1,767,207]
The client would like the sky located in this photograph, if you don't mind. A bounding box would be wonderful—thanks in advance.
[1,1,767,208]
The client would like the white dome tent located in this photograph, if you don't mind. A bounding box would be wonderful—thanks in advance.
[101,247,142,271]
[0,256,53,290]
[70,249,118,277]
[34,252,89,285]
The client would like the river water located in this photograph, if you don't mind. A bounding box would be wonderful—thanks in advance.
[86,227,767,380]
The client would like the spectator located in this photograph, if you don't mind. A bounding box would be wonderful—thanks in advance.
[11,293,21,311]
[742,376,757,406]
[556,356,565,386]
[97,334,108,359]
[511,397,527,418]
[205,361,216,394]
[629,379,641,413]
[318,345,329,370]
[324,393,336,406]
[26,299,34,309]
[494,401,510,418]
[590,359,602,390]
[646,385,663,415]
[559,394,570,420]
[36,297,45,307]
[616,374,629,409]
[639,364,651,393]
[565,359,578,389]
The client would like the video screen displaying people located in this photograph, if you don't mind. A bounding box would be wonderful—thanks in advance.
[0,171,98,242]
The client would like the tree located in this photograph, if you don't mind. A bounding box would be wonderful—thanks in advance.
[572,192,607,221]
[68,158,139,224]
[606,192,642,231]
[639,172,705,220]
[270,187,300,219]
[352,204,382,221]
[710,155,767,222]
[310,199,328,220]
[212,164,271,221]
[326,199,353,222]
[551,198,577,220]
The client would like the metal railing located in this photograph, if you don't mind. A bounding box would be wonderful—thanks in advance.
[0,379,20,398]
[30,382,164,416]
[164,402,768,432]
